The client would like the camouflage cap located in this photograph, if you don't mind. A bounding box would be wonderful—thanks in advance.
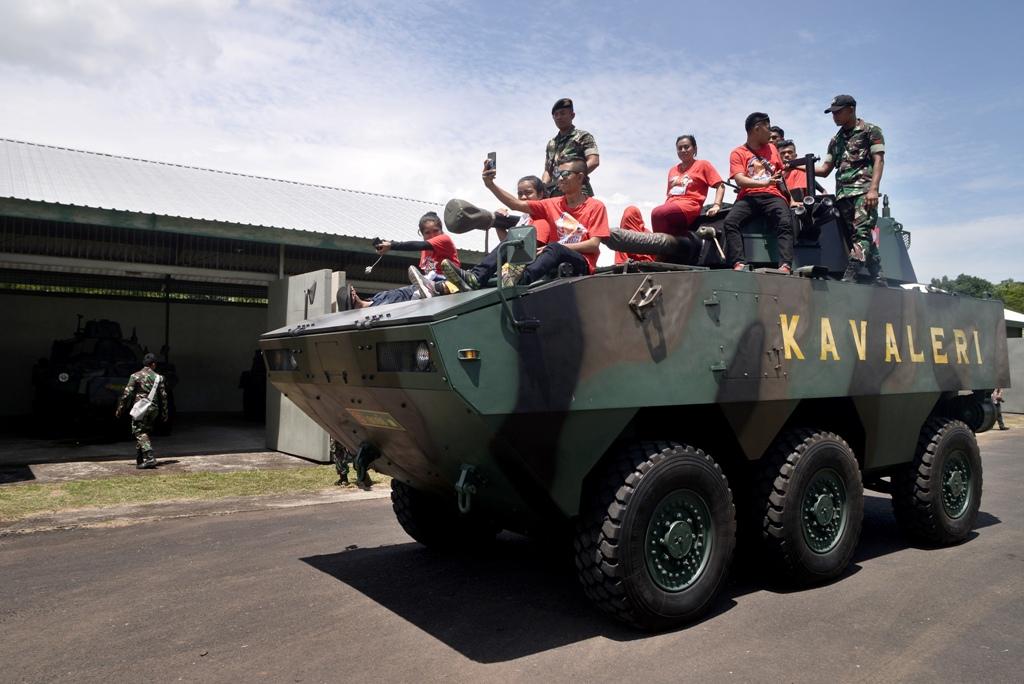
[444,198,494,234]
[824,94,856,113]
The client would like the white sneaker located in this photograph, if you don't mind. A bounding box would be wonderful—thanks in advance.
[408,266,435,298]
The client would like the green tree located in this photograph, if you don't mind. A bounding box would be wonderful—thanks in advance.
[929,274,995,298]
[994,280,1024,313]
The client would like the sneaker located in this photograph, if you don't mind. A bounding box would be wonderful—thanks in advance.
[778,264,792,275]
[441,259,479,291]
[732,262,749,271]
[408,266,435,298]
[500,262,526,288]
[433,280,459,296]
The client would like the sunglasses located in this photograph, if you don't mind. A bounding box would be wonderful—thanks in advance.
[554,169,580,180]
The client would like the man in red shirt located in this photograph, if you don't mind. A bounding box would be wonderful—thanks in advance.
[722,112,794,272]
[483,157,608,286]
[778,140,807,206]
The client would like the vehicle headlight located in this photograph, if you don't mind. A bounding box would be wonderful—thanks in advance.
[264,349,299,371]
[375,341,435,372]
[415,342,431,371]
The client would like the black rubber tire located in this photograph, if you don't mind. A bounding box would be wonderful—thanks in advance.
[892,418,982,545]
[574,441,736,631]
[754,429,864,585]
[390,480,497,549]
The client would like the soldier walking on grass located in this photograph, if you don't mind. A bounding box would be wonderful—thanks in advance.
[115,352,168,469]
[815,94,886,283]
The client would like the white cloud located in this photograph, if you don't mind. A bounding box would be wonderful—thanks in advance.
[905,214,1023,283]
[0,0,1018,277]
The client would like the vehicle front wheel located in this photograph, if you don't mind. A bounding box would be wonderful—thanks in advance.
[574,441,736,631]
[390,480,497,550]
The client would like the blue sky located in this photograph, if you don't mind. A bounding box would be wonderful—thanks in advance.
[0,0,1020,282]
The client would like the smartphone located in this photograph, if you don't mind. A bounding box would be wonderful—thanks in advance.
[485,151,496,171]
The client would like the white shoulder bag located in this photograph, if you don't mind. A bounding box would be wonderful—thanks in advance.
[129,374,162,420]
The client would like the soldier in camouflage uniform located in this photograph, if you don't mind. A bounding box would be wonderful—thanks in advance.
[815,94,886,282]
[115,352,168,469]
[543,98,600,198]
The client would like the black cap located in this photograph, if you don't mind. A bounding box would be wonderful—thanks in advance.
[551,98,573,113]
[824,94,856,113]
[143,353,157,366]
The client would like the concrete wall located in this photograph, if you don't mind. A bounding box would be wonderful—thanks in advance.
[1004,337,1024,414]
[0,293,266,416]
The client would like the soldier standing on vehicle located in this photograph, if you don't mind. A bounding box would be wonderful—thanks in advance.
[115,352,168,469]
[815,94,886,283]
[542,98,600,197]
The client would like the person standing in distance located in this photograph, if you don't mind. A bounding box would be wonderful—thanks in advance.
[115,352,168,469]
[542,98,600,197]
[815,94,886,283]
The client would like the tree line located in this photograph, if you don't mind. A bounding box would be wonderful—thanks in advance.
[929,275,1024,312]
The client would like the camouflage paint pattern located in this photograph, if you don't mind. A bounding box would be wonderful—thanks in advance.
[260,265,1009,530]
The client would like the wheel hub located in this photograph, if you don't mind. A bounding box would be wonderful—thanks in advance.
[662,520,694,559]
[812,494,835,526]
[645,489,713,592]
[942,451,972,519]
[801,468,847,554]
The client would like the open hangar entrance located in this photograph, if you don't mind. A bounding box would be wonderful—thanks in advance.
[0,139,480,462]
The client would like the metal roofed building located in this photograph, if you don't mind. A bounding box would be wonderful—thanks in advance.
[0,138,481,424]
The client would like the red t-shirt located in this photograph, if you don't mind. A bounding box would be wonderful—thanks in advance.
[527,196,610,274]
[615,205,655,265]
[665,159,724,210]
[784,168,809,197]
[420,234,459,274]
[528,217,556,246]
[730,144,786,200]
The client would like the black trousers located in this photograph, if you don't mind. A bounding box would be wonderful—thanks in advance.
[521,242,590,285]
[723,193,794,267]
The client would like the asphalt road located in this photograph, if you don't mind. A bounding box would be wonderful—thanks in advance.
[2,429,1021,683]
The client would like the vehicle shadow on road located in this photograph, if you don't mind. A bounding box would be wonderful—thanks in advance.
[303,494,1000,662]
[303,535,738,661]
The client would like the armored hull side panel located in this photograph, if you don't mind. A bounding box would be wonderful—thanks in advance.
[261,270,1008,523]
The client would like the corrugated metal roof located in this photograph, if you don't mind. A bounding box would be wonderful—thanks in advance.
[0,138,443,243]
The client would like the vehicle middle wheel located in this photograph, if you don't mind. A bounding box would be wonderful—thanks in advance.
[574,441,736,631]
[754,429,864,584]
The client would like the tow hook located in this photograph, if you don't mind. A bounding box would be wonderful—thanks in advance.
[455,464,478,514]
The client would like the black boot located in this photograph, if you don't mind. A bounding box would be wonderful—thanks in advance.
[841,257,862,282]
[141,451,157,469]
[136,448,145,469]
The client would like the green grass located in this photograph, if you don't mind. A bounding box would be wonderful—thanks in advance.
[0,467,389,522]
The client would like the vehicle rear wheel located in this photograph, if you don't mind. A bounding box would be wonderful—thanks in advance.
[892,418,982,545]
[390,480,497,549]
[754,429,863,584]
[574,441,736,631]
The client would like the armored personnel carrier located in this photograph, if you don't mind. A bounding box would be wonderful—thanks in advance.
[32,317,178,434]
[260,187,1009,630]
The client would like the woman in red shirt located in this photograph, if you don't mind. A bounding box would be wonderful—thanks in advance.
[651,135,726,236]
